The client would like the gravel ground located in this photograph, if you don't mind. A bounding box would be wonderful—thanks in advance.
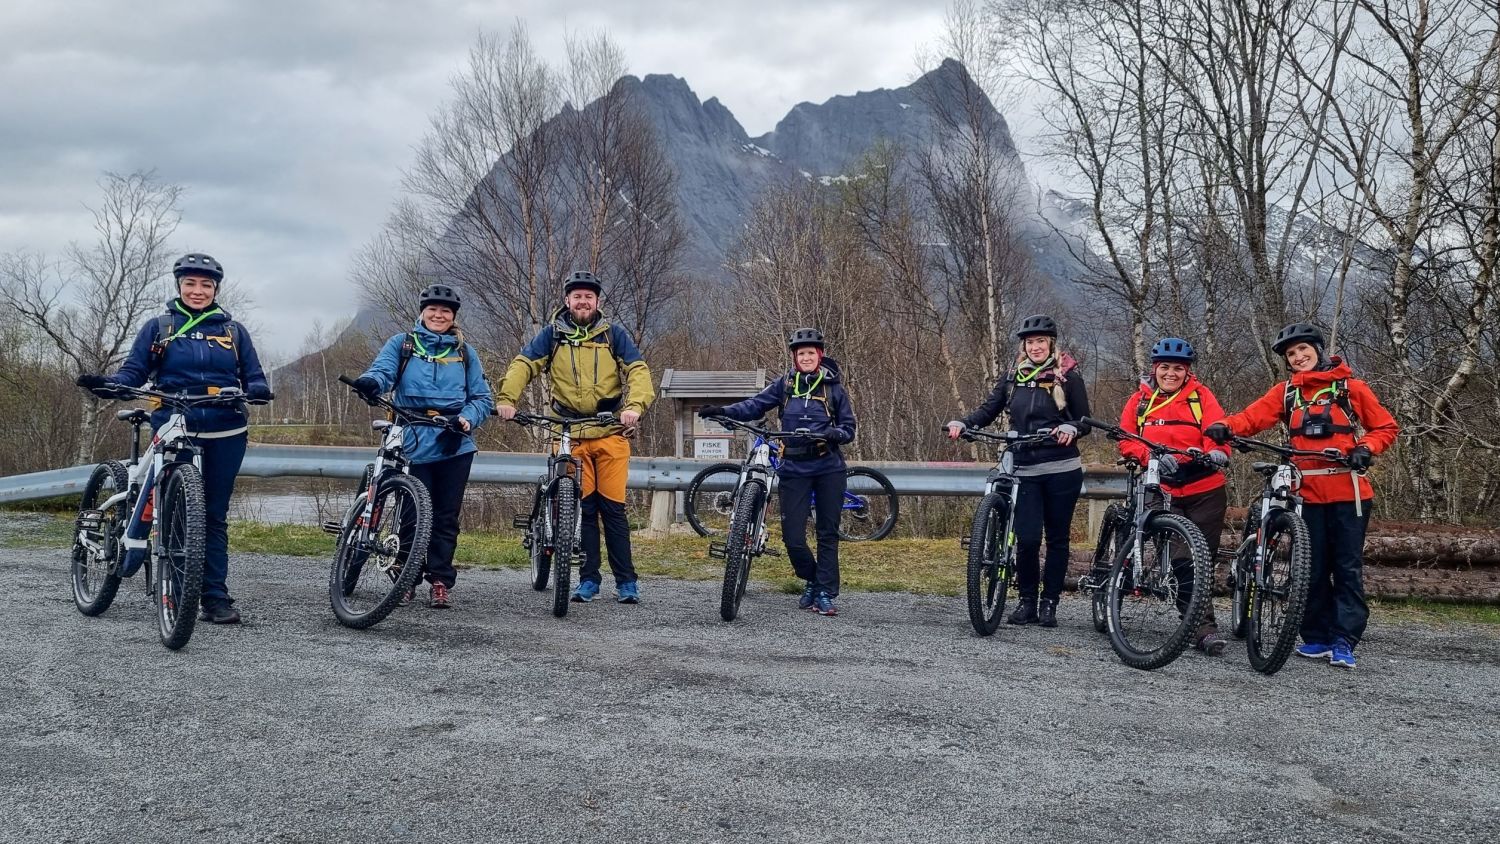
[2,544,1497,844]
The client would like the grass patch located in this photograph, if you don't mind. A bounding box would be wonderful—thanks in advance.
[1369,597,1500,627]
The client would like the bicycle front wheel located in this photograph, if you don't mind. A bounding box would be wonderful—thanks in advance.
[720,479,766,621]
[329,473,431,629]
[1088,504,1127,634]
[1247,509,1312,675]
[965,492,1012,636]
[72,461,128,617]
[685,463,741,537]
[156,464,206,650]
[838,467,899,541]
[551,477,578,618]
[1104,512,1209,670]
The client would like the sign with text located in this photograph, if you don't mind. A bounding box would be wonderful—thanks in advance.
[694,437,731,460]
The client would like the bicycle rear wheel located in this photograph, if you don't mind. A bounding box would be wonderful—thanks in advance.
[838,467,899,541]
[329,473,431,629]
[720,480,766,621]
[1088,504,1127,634]
[1104,512,1209,670]
[1247,510,1312,675]
[72,461,128,617]
[685,463,740,537]
[1229,537,1255,639]
[528,509,551,592]
[551,477,578,618]
[965,492,1012,636]
[156,464,206,650]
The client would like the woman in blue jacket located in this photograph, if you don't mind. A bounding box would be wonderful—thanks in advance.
[351,284,494,609]
[76,253,272,625]
[697,328,857,617]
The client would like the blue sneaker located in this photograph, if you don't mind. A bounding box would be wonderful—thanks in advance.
[814,593,838,617]
[571,580,599,603]
[616,581,639,604]
[798,582,817,610]
[1330,639,1357,669]
[1296,642,1332,660]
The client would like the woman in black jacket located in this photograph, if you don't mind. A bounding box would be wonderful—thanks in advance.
[947,314,1091,628]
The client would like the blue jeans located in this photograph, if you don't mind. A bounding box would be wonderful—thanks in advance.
[194,433,247,605]
[1301,500,1372,647]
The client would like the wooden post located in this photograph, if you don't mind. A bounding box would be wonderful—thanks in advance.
[1086,499,1107,543]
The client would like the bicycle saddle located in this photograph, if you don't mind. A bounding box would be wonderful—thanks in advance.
[1251,462,1279,475]
[371,420,393,432]
[114,408,150,424]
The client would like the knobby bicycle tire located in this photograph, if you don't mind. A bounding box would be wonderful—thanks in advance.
[72,460,128,617]
[1248,509,1312,675]
[838,467,899,542]
[965,492,1012,636]
[685,462,741,537]
[1229,534,1256,639]
[157,464,206,651]
[1104,511,1210,671]
[551,477,579,618]
[1089,503,1128,635]
[329,472,431,630]
[720,479,766,622]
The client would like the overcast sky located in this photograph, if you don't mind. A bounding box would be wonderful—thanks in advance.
[0,0,963,360]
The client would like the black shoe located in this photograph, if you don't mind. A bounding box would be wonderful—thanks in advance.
[1038,598,1058,628]
[1007,597,1038,625]
[199,600,240,624]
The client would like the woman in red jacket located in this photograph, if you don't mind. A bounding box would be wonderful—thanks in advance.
[1206,323,1399,670]
[1118,338,1231,655]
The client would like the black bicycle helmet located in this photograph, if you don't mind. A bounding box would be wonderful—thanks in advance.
[172,253,224,283]
[1150,337,1195,364]
[787,328,825,350]
[563,270,603,296]
[1016,314,1058,338]
[419,283,461,311]
[1271,322,1325,355]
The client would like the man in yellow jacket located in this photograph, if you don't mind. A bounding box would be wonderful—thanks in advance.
[496,271,655,603]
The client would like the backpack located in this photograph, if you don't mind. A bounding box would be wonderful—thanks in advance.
[1135,388,1204,429]
[394,332,474,390]
[148,312,242,384]
[1283,378,1360,436]
[779,371,833,419]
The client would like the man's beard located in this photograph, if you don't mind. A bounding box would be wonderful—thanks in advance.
[569,305,596,324]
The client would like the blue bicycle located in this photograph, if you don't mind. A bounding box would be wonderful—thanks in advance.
[684,431,898,541]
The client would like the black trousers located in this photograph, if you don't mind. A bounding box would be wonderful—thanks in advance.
[1301,500,1372,647]
[779,469,846,597]
[580,493,637,586]
[1168,484,1227,633]
[1014,468,1083,601]
[407,452,474,588]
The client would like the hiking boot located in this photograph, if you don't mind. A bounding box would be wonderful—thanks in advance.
[1330,638,1357,669]
[398,588,415,607]
[1038,598,1058,628]
[198,600,240,625]
[1007,597,1038,625]
[571,580,599,603]
[428,583,451,609]
[1296,642,1333,661]
[798,582,817,610]
[1197,632,1227,656]
[814,592,839,616]
[616,581,640,604]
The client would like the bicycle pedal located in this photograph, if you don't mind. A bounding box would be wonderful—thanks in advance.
[512,514,531,530]
[75,509,104,532]
[707,542,728,559]
[763,546,782,557]
[319,520,342,536]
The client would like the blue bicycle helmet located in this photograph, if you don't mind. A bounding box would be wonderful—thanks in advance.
[1150,337,1195,364]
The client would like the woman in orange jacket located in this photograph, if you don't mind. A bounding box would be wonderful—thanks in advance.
[1117,338,1231,655]
[1206,323,1399,670]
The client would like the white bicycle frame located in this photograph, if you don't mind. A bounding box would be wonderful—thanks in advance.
[78,409,201,569]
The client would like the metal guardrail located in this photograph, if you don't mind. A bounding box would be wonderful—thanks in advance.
[0,444,1128,504]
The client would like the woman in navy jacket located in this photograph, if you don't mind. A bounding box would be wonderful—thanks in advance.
[351,284,493,609]
[77,253,271,625]
[697,328,857,616]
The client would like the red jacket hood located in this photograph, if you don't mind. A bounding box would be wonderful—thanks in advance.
[1289,357,1354,388]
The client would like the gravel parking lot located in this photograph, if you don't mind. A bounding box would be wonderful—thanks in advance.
[2,545,1497,844]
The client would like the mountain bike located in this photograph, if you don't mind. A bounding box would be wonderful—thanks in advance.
[701,416,832,621]
[71,384,266,650]
[1223,436,1348,675]
[509,411,617,618]
[1081,417,1214,671]
[954,427,1058,636]
[685,456,897,541]
[320,375,461,629]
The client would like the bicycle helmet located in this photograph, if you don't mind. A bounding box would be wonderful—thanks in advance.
[787,327,826,350]
[563,270,603,296]
[1271,322,1324,355]
[419,283,461,312]
[1015,314,1057,338]
[173,253,224,283]
[1150,337,1195,364]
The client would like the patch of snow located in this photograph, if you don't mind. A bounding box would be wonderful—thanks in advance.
[899,102,912,110]
[740,143,775,158]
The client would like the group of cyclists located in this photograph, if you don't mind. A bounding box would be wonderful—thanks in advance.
[74,252,1398,669]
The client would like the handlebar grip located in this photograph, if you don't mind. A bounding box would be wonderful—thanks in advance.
[337,374,357,387]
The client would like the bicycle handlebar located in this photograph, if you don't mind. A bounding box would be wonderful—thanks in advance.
[1081,416,1208,462]
[511,410,618,429]
[1231,435,1354,467]
[88,383,270,408]
[706,416,832,441]
[954,427,1054,444]
[338,374,469,432]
